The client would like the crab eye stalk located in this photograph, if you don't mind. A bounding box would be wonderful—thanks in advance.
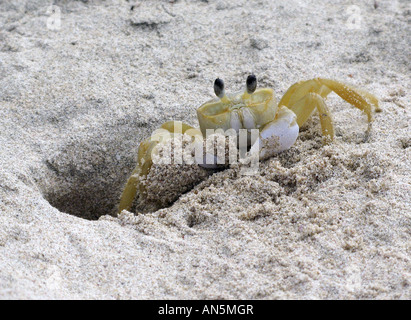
[246,74,257,94]
[214,78,225,99]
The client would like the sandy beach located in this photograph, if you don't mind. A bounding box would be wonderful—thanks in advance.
[0,0,410,299]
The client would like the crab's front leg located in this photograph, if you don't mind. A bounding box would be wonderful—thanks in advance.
[118,121,202,213]
[249,105,299,160]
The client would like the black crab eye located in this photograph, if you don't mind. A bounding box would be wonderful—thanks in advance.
[214,78,225,98]
[246,74,257,94]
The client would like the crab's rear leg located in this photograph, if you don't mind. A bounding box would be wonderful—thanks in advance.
[279,78,379,142]
[316,78,380,123]
[118,167,141,214]
[288,92,334,143]
[118,121,200,213]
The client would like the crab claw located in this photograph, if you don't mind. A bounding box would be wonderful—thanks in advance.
[249,106,299,160]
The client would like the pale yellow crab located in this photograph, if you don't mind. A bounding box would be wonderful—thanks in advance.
[119,75,379,213]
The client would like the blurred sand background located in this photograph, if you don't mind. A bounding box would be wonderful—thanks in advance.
[0,0,410,299]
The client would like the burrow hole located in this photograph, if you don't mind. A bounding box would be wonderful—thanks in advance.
[33,133,139,220]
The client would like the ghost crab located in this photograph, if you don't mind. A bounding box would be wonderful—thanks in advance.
[119,75,379,213]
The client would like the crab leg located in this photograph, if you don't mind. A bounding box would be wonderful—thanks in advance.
[316,78,378,123]
[118,121,200,213]
[278,80,317,107]
[118,166,142,213]
[289,92,334,142]
[278,78,379,141]
[118,137,158,213]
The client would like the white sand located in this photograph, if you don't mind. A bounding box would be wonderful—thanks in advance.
[0,0,410,299]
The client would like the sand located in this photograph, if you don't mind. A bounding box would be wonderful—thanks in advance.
[0,0,410,299]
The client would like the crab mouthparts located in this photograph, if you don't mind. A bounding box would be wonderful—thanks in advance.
[229,102,247,110]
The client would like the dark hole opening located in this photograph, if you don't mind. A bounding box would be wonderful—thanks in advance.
[34,139,135,220]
